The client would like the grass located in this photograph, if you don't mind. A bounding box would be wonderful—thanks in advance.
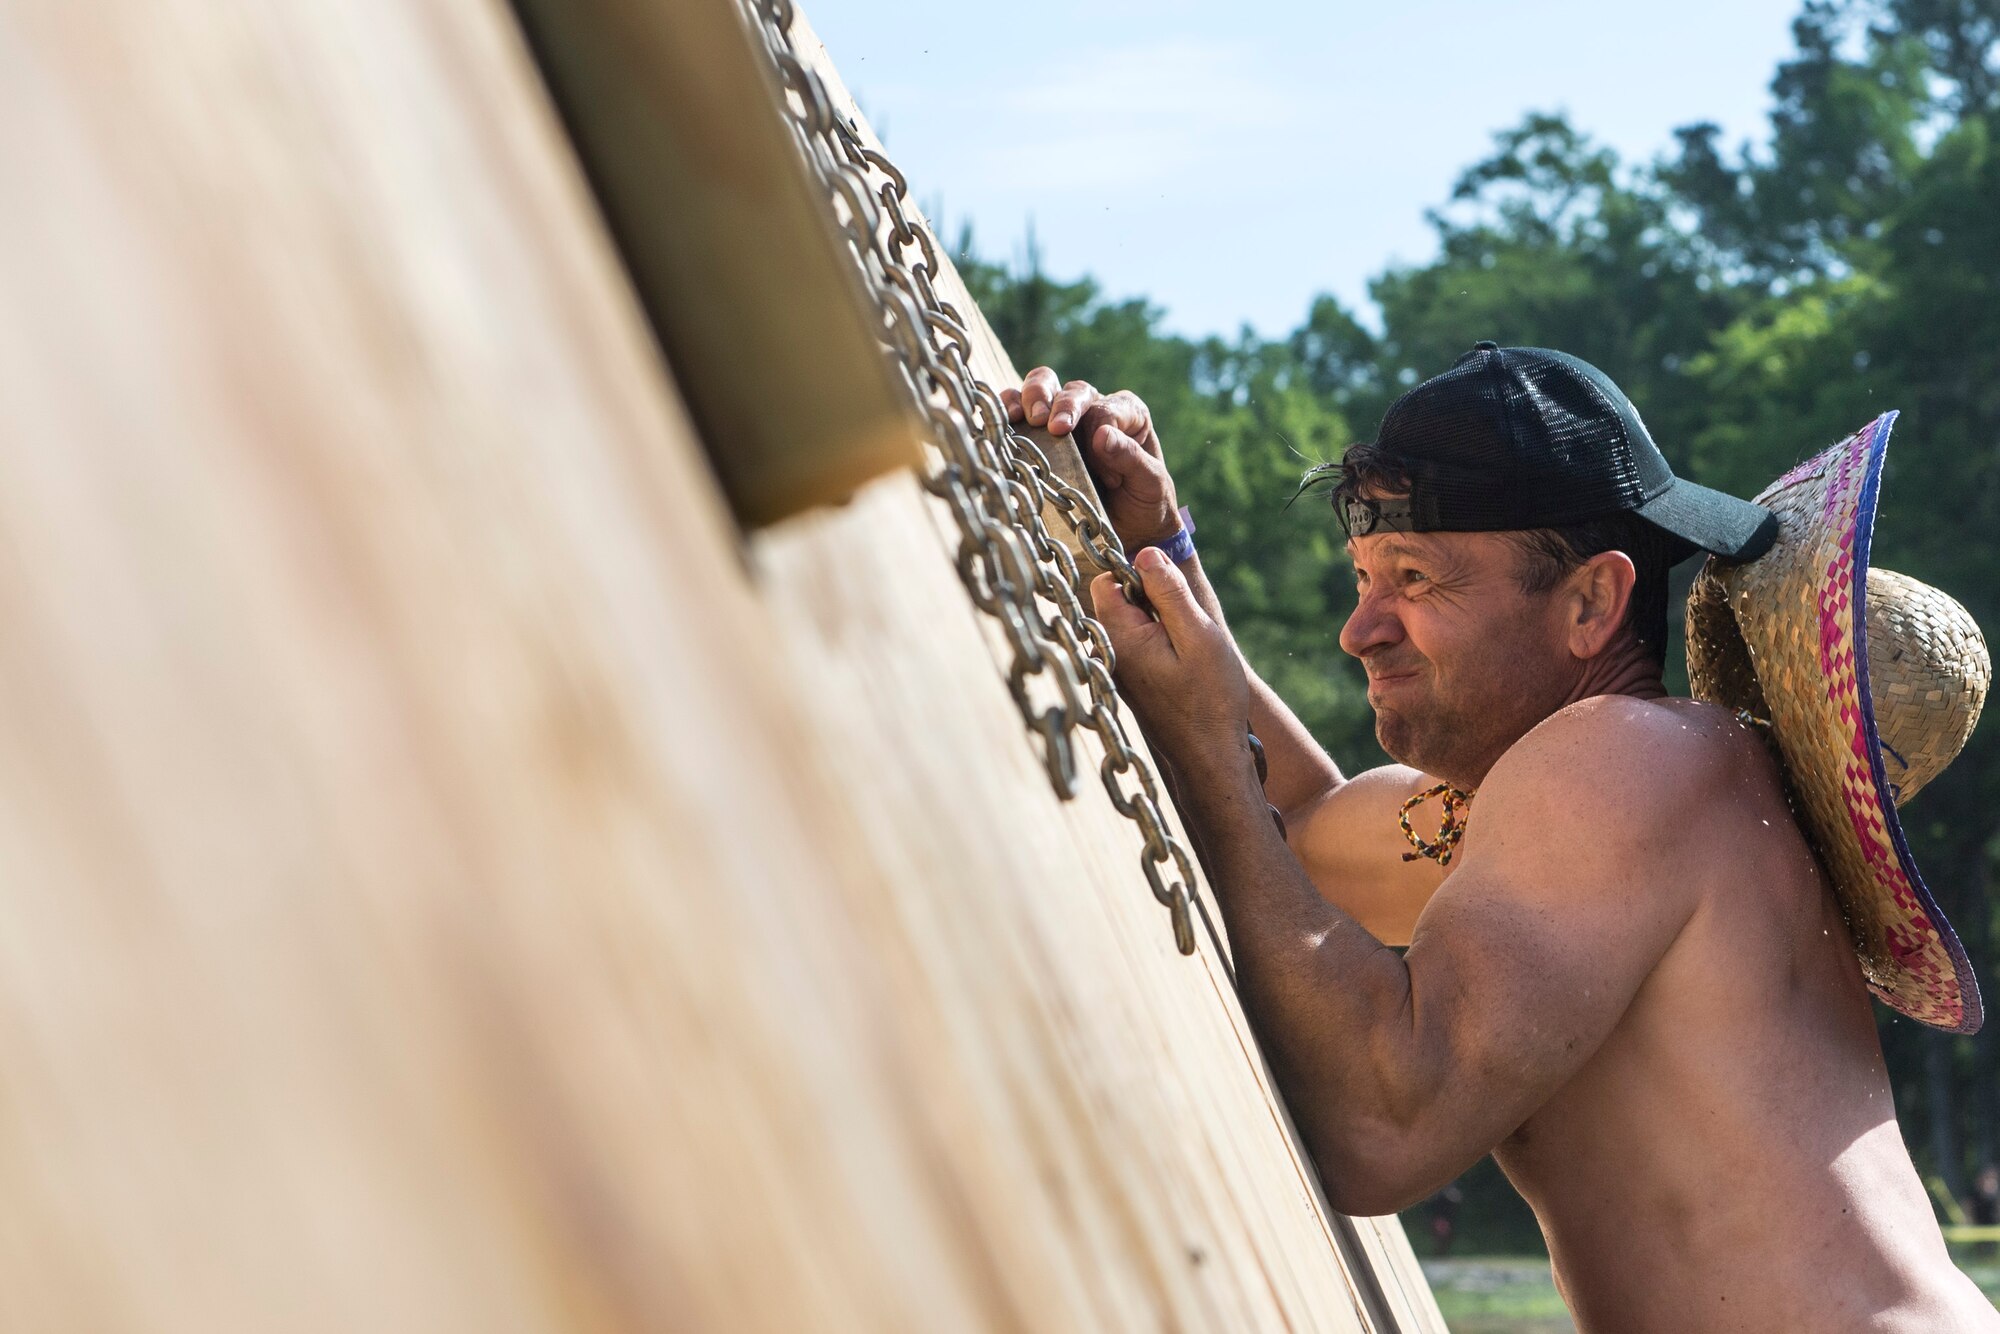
[1960,1256,2000,1304]
[1424,1252,2000,1333]
[1423,1258,1572,1334]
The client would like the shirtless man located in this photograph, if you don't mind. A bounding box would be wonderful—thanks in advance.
[1002,344,1997,1332]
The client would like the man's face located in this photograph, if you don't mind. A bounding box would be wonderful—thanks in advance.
[1340,525,1583,787]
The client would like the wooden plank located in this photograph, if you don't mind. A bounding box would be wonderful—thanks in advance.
[508,0,923,526]
[1353,1216,1454,1332]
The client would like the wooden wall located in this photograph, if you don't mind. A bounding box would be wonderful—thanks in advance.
[0,0,1444,1328]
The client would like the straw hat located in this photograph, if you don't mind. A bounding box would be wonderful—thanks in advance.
[1686,412,1989,1033]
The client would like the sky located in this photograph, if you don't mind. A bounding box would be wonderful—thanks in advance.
[802,0,1808,339]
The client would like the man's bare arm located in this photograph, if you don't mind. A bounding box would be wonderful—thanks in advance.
[1173,551,1343,816]
[1093,555,1703,1214]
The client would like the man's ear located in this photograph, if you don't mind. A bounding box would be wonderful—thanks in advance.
[1567,551,1637,658]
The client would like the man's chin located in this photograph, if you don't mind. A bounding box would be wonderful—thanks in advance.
[1375,708,1455,777]
[1372,711,1420,769]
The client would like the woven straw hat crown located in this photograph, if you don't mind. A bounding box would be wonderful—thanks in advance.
[1863,568,1990,805]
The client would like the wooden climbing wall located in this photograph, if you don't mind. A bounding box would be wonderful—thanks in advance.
[0,0,1445,1328]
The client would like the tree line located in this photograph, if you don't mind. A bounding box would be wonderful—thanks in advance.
[957,0,2000,1244]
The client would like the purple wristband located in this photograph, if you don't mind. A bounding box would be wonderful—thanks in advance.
[1146,507,1196,563]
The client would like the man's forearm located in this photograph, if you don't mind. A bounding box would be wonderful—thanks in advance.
[1176,737,1425,1202]
[1171,552,1344,815]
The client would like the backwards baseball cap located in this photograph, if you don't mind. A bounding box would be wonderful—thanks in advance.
[1331,342,1777,562]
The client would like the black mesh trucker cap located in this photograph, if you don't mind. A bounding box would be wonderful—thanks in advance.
[1337,342,1778,562]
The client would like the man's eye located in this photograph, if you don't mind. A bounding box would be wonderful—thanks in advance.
[1401,569,1430,585]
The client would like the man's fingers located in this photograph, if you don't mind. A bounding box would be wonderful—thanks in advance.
[1089,570,1155,640]
[1047,379,1100,437]
[1016,370,1159,461]
[1075,392,1160,468]
[1091,424,1142,470]
[1088,425,1141,487]
[1087,424,1134,487]
[1101,390,1159,457]
[1092,426,1171,498]
[1019,366,1061,426]
[1134,547,1205,641]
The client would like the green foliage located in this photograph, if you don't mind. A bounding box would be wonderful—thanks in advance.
[963,0,2000,1239]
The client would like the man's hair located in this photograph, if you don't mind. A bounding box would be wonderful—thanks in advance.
[1322,440,1682,665]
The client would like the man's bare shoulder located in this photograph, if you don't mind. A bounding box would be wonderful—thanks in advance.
[1291,760,1443,846]
[1455,695,1774,912]
[1329,761,1438,806]
[1487,695,1768,822]
[1288,763,1448,945]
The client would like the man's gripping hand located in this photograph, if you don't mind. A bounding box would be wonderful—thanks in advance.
[1090,549,1251,782]
[1002,367,1182,549]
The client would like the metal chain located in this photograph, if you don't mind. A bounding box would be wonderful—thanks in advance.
[746,0,1200,954]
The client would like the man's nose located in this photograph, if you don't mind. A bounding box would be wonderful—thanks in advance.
[1339,589,1405,661]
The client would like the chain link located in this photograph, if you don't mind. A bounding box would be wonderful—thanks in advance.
[746,0,1199,954]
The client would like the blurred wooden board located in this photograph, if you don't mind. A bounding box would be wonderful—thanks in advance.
[0,0,1038,1327]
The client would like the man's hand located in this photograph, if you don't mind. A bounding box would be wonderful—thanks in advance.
[1090,548,1251,780]
[1001,367,1181,549]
